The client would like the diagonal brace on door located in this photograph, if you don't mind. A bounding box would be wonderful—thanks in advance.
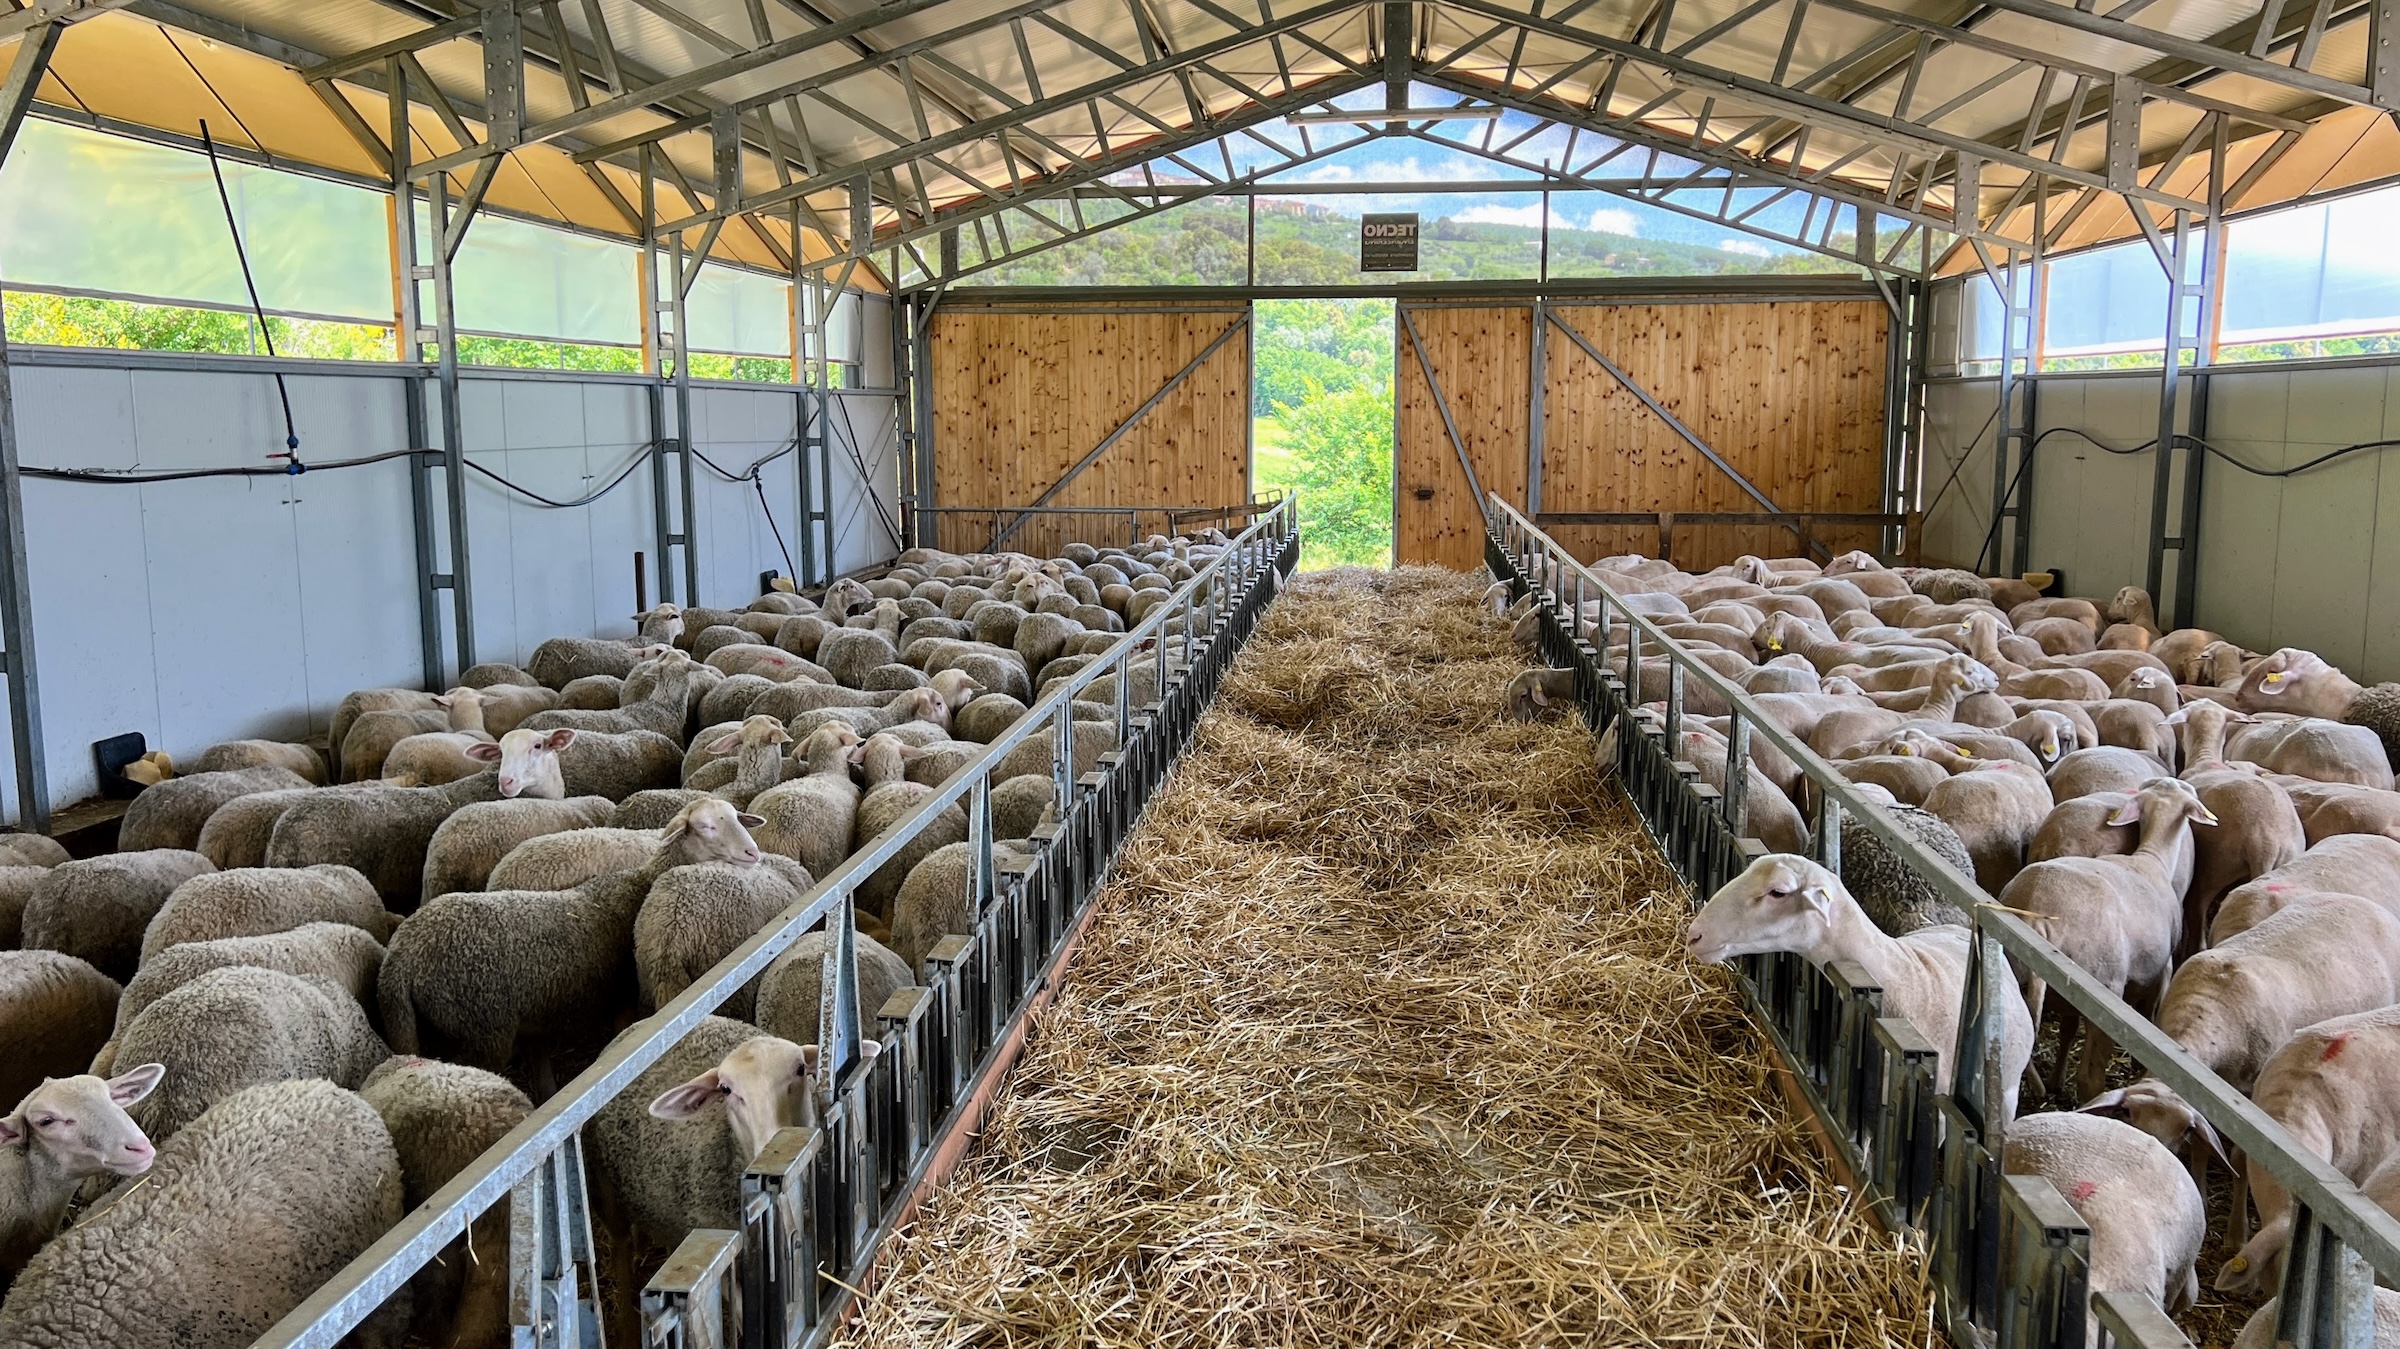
[1397,305,1491,517]
[987,313,1249,552]
[1542,307,1827,561]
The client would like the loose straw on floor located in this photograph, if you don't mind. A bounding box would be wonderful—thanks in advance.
[837,566,1934,1348]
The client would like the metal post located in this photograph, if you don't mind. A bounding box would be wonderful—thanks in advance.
[797,274,824,587]
[670,233,700,606]
[639,148,677,605]
[1980,241,2042,578]
[390,63,444,691]
[2144,182,2223,627]
[430,171,478,670]
[0,19,57,832]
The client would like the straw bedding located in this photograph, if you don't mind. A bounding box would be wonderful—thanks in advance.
[837,566,1933,1348]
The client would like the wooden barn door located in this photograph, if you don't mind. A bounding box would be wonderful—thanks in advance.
[1394,302,1534,570]
[927,302,1253,555]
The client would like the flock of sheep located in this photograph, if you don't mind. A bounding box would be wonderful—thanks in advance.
[0,528,1237,1347]
[1506,549,2400,1343]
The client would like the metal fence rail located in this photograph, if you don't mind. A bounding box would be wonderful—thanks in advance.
[920,500,1277,555]
[1484,494,2400,1349]
[250,497,1302,1349]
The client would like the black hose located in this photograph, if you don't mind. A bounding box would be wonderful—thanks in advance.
[198,120,302,476]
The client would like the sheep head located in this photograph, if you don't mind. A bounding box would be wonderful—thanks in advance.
[1686,854,1845,965]
[647,1035,882,1162]
[1,1065,165,1180]
[2238,647,2363,718]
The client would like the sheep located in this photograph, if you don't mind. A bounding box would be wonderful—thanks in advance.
[2211,834,2400,944]
[2001,1111,2206,1337]
[22,851,216,981]
[0,952,119,1110]
[329,687,440,779]
[1995,709,2080,770]
[849,732,970,918]
[745,723,867,878]
[2026,791,2137,864]
[0,834,65,871]
[0,1064,161,1283]
[357,1056,531,1349]
[2112,667,2180,715]
[419,794,616,905]
[487,825,662,892]
[108,965,385,1140]
[609,790,711,830]
[478,726,682,803]
[2169,700,2307,954]
[1835,753,1950,807]
[382,687,503,785]
[379,799,767,1084]
[117,766,312,853]
[787,685,953,742]
[2225,713,2395,789]
[2233,1290,2400,1348]
[1919,758,2053,892]
[2218,1006,2400,1294]
[888,839,1039,977]
[139,864,389,962]
[2160,892,2400,1094]
[955,693,1033,743]
[992,773,1056,841]
[586,1017,872,1318]
[522,647,700,742]
[188,740,325,784]
[1688,853,2033,1120]
[101,923,384,1075]
[680,715,794,806]
[0,1079,403,1349]
[343,693,482,783]
[0,869,41,948]
[2279,778,2400,845]
[819,598,905,685]
[2236,647,2400,770]
[1507,668,1576,722]
[264,772,503,908]
[558,674,625,709]
[703,642,823,683]
[633,847,813,1017]
[527,634,645,689]
[191,786,330,869]
[2004,777,2216,1102]
[2046,745,2166,801]
[753,928,913,1040]
[1836,799,1974,934]
[1670,725,1807,852]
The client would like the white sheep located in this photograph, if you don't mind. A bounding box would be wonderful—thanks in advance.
[0,1064,161,1283]
[418,793,616,904]
[381,687,499,786]
[485,825,662,892]
[475,725,682,802]
[2219,1005,2400,1294]
[99,922,385,1074]
[2211,834,2400,944]
[1688,854,2033,1121]
[1919,758,2054,893]
[749,725,867,880]
[2002,1110,2206,1338]
[633,845,812,1017]
[357,1056,532,1348]
[110,965,388,1140]
[139,863,389,962]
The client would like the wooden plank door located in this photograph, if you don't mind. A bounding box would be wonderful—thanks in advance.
[1394,302,1535,570]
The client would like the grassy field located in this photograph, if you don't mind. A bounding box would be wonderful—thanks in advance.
[1251,415,1294,495]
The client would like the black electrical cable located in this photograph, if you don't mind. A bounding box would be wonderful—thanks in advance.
[21,447,424,484]
[688,439,800,578]
[198,120,302,476]
[754,474,796,578]
[464,442,660,509]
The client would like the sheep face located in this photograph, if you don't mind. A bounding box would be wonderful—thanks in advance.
[1687,855,1839,965]
[928,669,984,711]
[661,800,765,866]
[2078,1079,2228,1173]
[481,728,574,799]
[647,1035,882,1161]
[1,1065,165,1179]
[2238,647,2356,717]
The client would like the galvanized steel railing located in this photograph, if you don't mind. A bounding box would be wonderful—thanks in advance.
[250,496,1301,1349]
[1485,495,2400,1349]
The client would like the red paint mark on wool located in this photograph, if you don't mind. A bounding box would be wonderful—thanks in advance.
[2324,1033,2354,1062]
[2072,1180,2099,1202]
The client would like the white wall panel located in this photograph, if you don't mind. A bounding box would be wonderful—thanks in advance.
[1917,380,1998,569]
[829,391,903,577]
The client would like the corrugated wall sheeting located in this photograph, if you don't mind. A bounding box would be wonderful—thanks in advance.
[927,303,1251,558]
[0,359,900,823]
[1918,363,2400,682]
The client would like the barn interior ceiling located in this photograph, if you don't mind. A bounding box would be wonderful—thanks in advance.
[2,0,2397,284]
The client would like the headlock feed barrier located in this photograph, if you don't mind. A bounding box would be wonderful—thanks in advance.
[1485,495,2400,1349]
[249,497,1302,1349]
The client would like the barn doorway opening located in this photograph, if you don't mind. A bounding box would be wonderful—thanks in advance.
[1251,298,1395,570]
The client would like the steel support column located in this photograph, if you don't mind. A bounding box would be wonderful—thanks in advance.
[429,168,479,673]
[670,232,700,606]
[390,59,446,691]
[0,18,59,831]
[1975,240,2042,579]
[2142,199,2222,627]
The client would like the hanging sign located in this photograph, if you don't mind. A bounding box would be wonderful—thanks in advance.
[1360,213,1420,272]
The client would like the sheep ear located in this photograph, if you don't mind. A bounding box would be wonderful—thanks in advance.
[647,1069,727,1120]
[705,732,743,754]
[2228,711,2259,723]
[1529,681,1550,707]
[2190,801,2221,827]
[768,727,792,745]
[465,742,503,763]
[2105,800,2144,826]
[0,1116,21,1146]
[798,1044,821,1076]
[736,812,765,829]
[2189,1114,2234,1170]
[2076,1088,2128,1116]
[1799,882,1838,916]
[844,744,869,765]
[2163,707,2188,725]
[431,694,452,708]
[107,1062,165,1106]
[543,729,577,751]
[658,816,690,846]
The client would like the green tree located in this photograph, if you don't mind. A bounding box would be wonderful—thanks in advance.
[1264,379,1393,570]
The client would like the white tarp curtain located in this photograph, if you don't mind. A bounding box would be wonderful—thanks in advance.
[414,203,641,346]
[0,119,391,320]
[2220,184,2400,345]
[679,263,792,356]
[2043,240,2171,357]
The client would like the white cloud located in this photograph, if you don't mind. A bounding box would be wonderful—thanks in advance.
[1588,207,1641,237]
[1298,164,1355,182]
[1718,238,1774,258]
[1453,202,1552,228]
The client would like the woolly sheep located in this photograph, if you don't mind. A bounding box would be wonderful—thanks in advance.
[379,800,766,1081]
[486,825,661,892]
[1689,853,2033,1121]
[111,966,386,1140]
[785,685,952,742]
[1837,800,1974,934]
[0,1064,160,1283]
[2003,1111,2205,1338]
[140,864,389,962]
[23,851,216,981]
[357,1057,531,1348]
[0,834,65,870]
[955,693,1032,743]
[683,715,792,807]
[329,687,440,779]
[381,687,504,786]
[0,1078,403,1349]
[527,634,645,689]
[102,923,385,1073]
[419,794,616,905]
[265,772,504,908]
[0,952,119,1110]
[192,786,327,869]
[753,929,913,1043]
[0,868,42,947]
[612,789,712,830]
[850,733,968,917]
[991,773,1056,841]
[558,674,625,710]
[341,700,468,783]
[188,740,325,785]
[747,725,866,879]
[634,849,812,1017]
[889,839,1037,977]
[522,648,699,742]
[117,766,312,853]
[480,726,682,802]
[458,661,538,688]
